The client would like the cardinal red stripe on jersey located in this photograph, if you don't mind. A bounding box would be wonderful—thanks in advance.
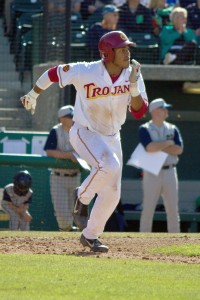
[48,66,59,82]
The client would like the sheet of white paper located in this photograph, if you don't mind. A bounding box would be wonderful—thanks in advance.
[73,152,91,171]
[126,143,168,176]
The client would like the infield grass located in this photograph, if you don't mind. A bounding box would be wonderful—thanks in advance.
[0,232,200,300]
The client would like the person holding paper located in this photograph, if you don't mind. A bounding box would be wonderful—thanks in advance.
[44,105,81,231]
[139,98,183,233]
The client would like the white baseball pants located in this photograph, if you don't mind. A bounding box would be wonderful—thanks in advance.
[69,123,122,239]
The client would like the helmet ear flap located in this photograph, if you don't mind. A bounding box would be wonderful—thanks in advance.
[100,48,115,63]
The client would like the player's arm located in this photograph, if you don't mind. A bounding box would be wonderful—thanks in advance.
[44,129,78,162]
[162,128,183,156]
[20,66,59,114]
[2,190,20,213]
[139,127,174,152]
[46,149,78,162]
[129,59,148,119]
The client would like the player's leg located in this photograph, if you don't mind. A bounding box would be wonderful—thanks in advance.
[19,218,30,231]
[50,174,72,231]
[140,171,162,232]
[70,123,121,204]
[1,202,20,230]
[83,173,121,239]
[162,168,180,233]
[82,133,122,240]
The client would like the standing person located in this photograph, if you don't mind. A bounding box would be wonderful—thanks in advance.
[1,170,33,231]
[139,98,183,233]
[43,105,81,231]
[20,30,148,252]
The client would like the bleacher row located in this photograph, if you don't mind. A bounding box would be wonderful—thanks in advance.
[2,0,200,84]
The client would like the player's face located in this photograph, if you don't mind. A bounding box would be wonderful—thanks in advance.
[113,46,131,69]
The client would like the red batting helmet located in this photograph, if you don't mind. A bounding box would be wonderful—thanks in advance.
[98,31,135,63]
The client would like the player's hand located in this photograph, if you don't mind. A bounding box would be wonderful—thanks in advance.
[20,89,38,115]
[21,211,32,223]
[129,59,141,83]
[70,152,78,163]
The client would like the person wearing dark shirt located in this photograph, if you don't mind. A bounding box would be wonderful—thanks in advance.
[118,0,153,34]
[44,105,81,231]
[149,0,174,36]
[187,0,200,38]
[139,98,183,233]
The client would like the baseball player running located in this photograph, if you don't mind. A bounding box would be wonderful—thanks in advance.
[20,31,148,252]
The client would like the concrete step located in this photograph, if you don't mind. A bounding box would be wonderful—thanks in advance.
[0,18,32,131]
[0,108,32,130]
[0,73,20,81]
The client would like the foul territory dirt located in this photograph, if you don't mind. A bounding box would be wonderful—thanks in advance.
[0,234,200,264]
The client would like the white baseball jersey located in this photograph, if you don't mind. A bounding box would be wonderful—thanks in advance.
[57,61,147,136]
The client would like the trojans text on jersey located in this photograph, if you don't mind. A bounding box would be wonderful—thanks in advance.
[84,83,130,100]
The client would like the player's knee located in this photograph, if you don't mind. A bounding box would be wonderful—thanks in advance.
[101,154,120,176]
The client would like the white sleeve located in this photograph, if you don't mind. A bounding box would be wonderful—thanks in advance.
[36,70,54,90]
[57,63,80,88]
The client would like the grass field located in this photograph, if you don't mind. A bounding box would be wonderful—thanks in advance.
[0,231,200,300]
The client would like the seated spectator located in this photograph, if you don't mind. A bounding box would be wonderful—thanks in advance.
[187,0,200,38]
[149,0,174,36]
[160,7,197,64]
[86,0,115,26]
[179,0,195,7]
[80,0,114,21]
[72,0,83,13]
[118,0,153,34]
[113,0,126,6]
[86,4,120,59]
[166,0,179,5]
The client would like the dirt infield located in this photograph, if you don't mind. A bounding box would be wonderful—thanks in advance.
[0,234,200,264]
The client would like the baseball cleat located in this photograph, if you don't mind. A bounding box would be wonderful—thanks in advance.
[80,234,109,253]
[72,188,88,230]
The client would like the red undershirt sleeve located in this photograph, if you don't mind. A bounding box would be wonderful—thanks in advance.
[48,66,59,82]
[130,99,148,119]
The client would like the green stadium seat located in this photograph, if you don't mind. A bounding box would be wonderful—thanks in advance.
[128,32,160,64]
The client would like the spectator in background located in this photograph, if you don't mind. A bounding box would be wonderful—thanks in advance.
[118,0,153,34]
[166,0,179,5]
[149,0,174,36]
[44,105,81,231]
[113,0,126,6]
[3,0,13,36]
[86,0,115,27]
[72,0,83,13]
[1,170,33,231]
[179,0,195,7]
[187,0,200,38]
[86,4,120,59]
[139,98,183,233]
[80,0,97,20]
[160,7,197,64]
[80,0,114,21]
